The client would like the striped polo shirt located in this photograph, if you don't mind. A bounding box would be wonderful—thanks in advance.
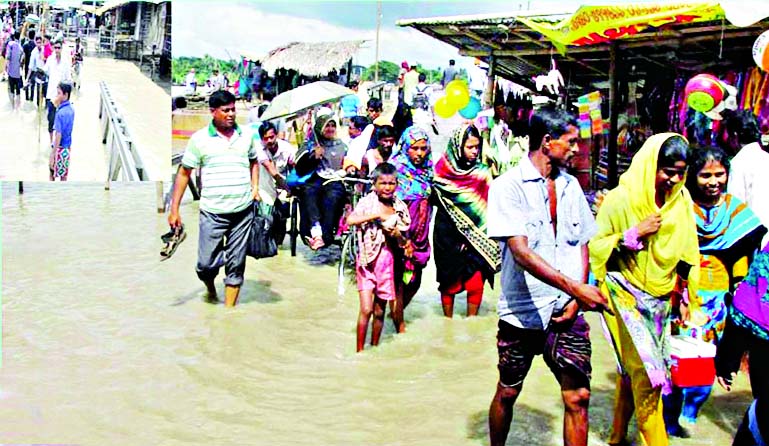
[182,122,265,214]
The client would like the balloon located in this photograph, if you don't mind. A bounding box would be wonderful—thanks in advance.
[753,30,769,72]
[434,96,457,119]
[446,79,466,93]
[459,97,481,119]
[684,74,725,112]
[445,81,470,109]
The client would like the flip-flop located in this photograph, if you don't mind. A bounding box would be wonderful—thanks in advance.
[309,235,325,251]
[160,225,187,261]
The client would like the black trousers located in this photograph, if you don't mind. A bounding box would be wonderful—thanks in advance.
[300,175,346,246]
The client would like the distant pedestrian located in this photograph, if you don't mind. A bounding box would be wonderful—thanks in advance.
[441,59,458,88]
[21,30,35,82]
[210,69,225,91]
[43,40,71,143]
[5,31,23,111]
[49,82,75,181]
[402,64,419,107]
[25,35,43,103]
[337,67,348,87]
[340,80,362,121]
[185,68,197,94]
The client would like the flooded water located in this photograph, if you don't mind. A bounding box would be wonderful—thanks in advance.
[1,182,750,445]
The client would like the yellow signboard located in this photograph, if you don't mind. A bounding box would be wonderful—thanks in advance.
[518,2,726,53]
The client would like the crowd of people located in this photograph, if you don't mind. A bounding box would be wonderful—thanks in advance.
[2,13,81,181]
[170,74,769,445]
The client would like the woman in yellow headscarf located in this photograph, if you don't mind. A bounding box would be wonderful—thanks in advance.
[590,133,701,446]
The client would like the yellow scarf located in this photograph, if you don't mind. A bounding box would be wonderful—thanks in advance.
[590,133,700,306]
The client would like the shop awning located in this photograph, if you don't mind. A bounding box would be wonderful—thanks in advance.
[94,0,166,16]
[397,2,769,92]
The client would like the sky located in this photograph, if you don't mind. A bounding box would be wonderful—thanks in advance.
[172,0,599,73]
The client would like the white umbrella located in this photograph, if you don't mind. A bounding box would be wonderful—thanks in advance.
[260,81,353,121]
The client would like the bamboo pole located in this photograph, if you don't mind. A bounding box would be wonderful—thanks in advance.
[483,55,495,109]
[608,43,619,188]
[374,0,381,83]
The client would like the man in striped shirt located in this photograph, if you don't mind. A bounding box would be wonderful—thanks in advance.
[168,91,267,307]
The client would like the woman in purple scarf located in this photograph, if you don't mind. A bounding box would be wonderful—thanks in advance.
[390,126,433,333]
[716,240,769,446]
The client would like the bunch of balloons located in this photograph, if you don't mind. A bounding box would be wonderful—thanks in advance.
[434,80,482,120]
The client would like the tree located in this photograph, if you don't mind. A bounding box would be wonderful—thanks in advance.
[362,60,399,83]
[359,60,466,86]
[172,55,239,85]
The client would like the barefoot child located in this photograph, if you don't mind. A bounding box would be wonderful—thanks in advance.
[346,163,411,352]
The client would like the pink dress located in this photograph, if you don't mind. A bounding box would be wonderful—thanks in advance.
[352,192,411,300]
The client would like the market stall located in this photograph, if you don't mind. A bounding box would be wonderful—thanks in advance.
[398,2,769,188]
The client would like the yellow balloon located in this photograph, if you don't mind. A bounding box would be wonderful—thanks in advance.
[434,96,457,119]
[445,81,470,109]
[446,79,466,93]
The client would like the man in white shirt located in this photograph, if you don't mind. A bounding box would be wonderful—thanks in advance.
[26,36,45,106]
[469,60,488,99]
[402,64,419,107]
[185,68,197,94]
[210,69,224,91]
[43,40,72,143]
[409,73,435,135]
[487,107,607,446]
[726,110,769,248]
[256,121,294,215]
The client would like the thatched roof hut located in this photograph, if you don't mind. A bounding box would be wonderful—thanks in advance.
[258,40,367,77]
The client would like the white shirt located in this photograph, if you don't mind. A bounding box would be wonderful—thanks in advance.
[345,124,375,169]
[43,54,72,100]
[469,65,487,92]
[487,156,597,330]
[211,74,224,91]
[728,141,769,247]
[27,46,44,78]
[258,139,295,205]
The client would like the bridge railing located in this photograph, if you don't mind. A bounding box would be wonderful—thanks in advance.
[99,81,147,182]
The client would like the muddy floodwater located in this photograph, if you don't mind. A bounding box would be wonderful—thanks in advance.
[1,182,752,445]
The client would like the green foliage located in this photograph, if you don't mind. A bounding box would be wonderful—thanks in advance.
[361,60,467,85]
[172,55,240,85]
[361,60,399,83]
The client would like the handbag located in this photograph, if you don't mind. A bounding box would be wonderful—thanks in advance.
[247,203,278,259]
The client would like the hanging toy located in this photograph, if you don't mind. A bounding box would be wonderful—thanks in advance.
[685,74,725,112]
[704,83,739,120]
[533,59,564,95]
[753,30,769,72]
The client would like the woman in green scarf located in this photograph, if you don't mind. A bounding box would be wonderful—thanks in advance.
[433,124,500,317]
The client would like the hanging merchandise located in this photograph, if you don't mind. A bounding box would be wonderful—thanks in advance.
[533,59,564,95]
[577,91,603,138]
[753,29,769,72]
[685,74,726,112]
